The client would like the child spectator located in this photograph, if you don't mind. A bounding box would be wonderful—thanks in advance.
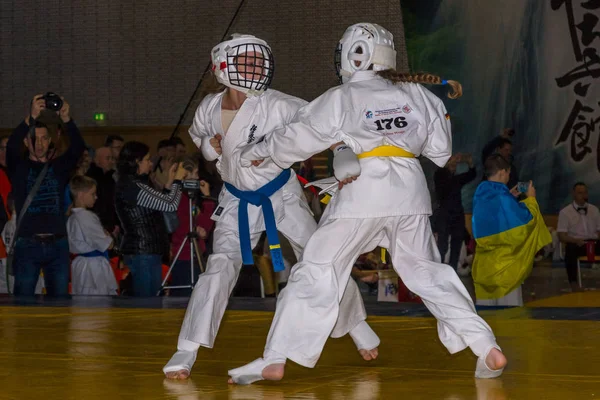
[67,176,118,295]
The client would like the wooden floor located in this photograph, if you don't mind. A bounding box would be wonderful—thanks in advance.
[1,293,600,399]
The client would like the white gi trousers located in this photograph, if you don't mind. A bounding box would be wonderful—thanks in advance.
[264,214,497,368]
[176,200,367,349]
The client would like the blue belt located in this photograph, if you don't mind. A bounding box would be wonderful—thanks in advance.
[79,250,109,260]
[224,169,291,272]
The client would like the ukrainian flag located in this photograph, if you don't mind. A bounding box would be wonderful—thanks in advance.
[472,181,552,300]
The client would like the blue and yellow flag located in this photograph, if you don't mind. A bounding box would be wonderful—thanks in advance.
[472,181,552,300]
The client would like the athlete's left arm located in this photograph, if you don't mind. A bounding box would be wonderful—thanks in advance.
[243,94,348,169]
[420,88,453,168]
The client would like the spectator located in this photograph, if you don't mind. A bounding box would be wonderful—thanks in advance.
[169,155,215,296]
[86,147,119,233]
[6,94,84,296]
[557,182,600,292]
[198,156,222,200]
[172,137,187,160]
[152,139,176,190]
[105,134,124,160]
[67,175,118,295]
[481,128,514,165]
[471,155,551,306]
[433,153,476,270]
[482,137,519,189]
[76,147,92,176]
[115,141,186,296]
[352,251,381,295]
[0,135,11,218]
[0,135,9,168]
[64,147,93,214]
[298,157,316,182]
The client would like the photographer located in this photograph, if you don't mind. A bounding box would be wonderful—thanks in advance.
[169,155,215,295]
[433,152,476,271]
[6,94,85,296]
[115,141,186,297]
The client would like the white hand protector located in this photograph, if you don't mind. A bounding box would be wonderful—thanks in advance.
[240,140,271,167]
[332,144,361,181]
[200,136,220,162]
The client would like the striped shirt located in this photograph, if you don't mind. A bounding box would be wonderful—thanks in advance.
[135,181,182,212]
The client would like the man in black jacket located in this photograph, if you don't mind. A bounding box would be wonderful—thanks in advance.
[433,153,476,270]
[7,94,84,296]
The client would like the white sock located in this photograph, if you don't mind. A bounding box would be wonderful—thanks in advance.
[470,336,498,358]
[177,338,200,352]
[349,320,380,350]
[263,349,287,364]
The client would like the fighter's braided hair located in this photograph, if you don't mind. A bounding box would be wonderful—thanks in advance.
[376,70,462,99]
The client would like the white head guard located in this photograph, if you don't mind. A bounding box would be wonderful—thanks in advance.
[211,34,274,96]
[334,23,397,84]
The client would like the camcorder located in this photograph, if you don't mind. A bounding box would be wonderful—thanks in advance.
[182,179,201,193]
[179,155,213,197]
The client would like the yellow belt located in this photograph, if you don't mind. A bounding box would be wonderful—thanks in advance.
[320,146,414,205]
[357,145,415,159]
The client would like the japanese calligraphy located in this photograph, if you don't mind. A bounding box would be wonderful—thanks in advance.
[552,0,600,170]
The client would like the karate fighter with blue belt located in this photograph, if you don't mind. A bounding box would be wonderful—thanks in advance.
[163,33,380,380]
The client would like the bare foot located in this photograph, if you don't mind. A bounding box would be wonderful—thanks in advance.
[485,348,507,371]
[358,347,379,361]
[165,370,190,380]
[227,363,285,384]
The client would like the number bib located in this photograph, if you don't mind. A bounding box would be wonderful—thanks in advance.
[364,104,414,137]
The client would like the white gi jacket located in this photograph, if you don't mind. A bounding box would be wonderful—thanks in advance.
[67,208,117,295]
[189,89,310,234]
[259,71,452,219]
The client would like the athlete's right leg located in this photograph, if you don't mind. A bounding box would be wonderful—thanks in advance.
[228,216,386,384]
[164,226,262,379]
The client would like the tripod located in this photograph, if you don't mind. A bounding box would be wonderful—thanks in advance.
[157,194,205,295]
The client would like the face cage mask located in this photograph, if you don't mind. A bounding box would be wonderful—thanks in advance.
[226,43,274,93]
[334,43,343,84]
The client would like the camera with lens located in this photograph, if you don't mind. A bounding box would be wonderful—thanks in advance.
[42,92,63,112]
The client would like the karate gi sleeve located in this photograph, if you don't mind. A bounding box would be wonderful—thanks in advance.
[263,91,352,169]
[189,103,220,162]
[419,87,452,168]
[83,212,113,252]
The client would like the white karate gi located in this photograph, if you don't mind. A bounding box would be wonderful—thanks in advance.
[176,89,368,350]
[252,71,498,368]
[67,208,117,295]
